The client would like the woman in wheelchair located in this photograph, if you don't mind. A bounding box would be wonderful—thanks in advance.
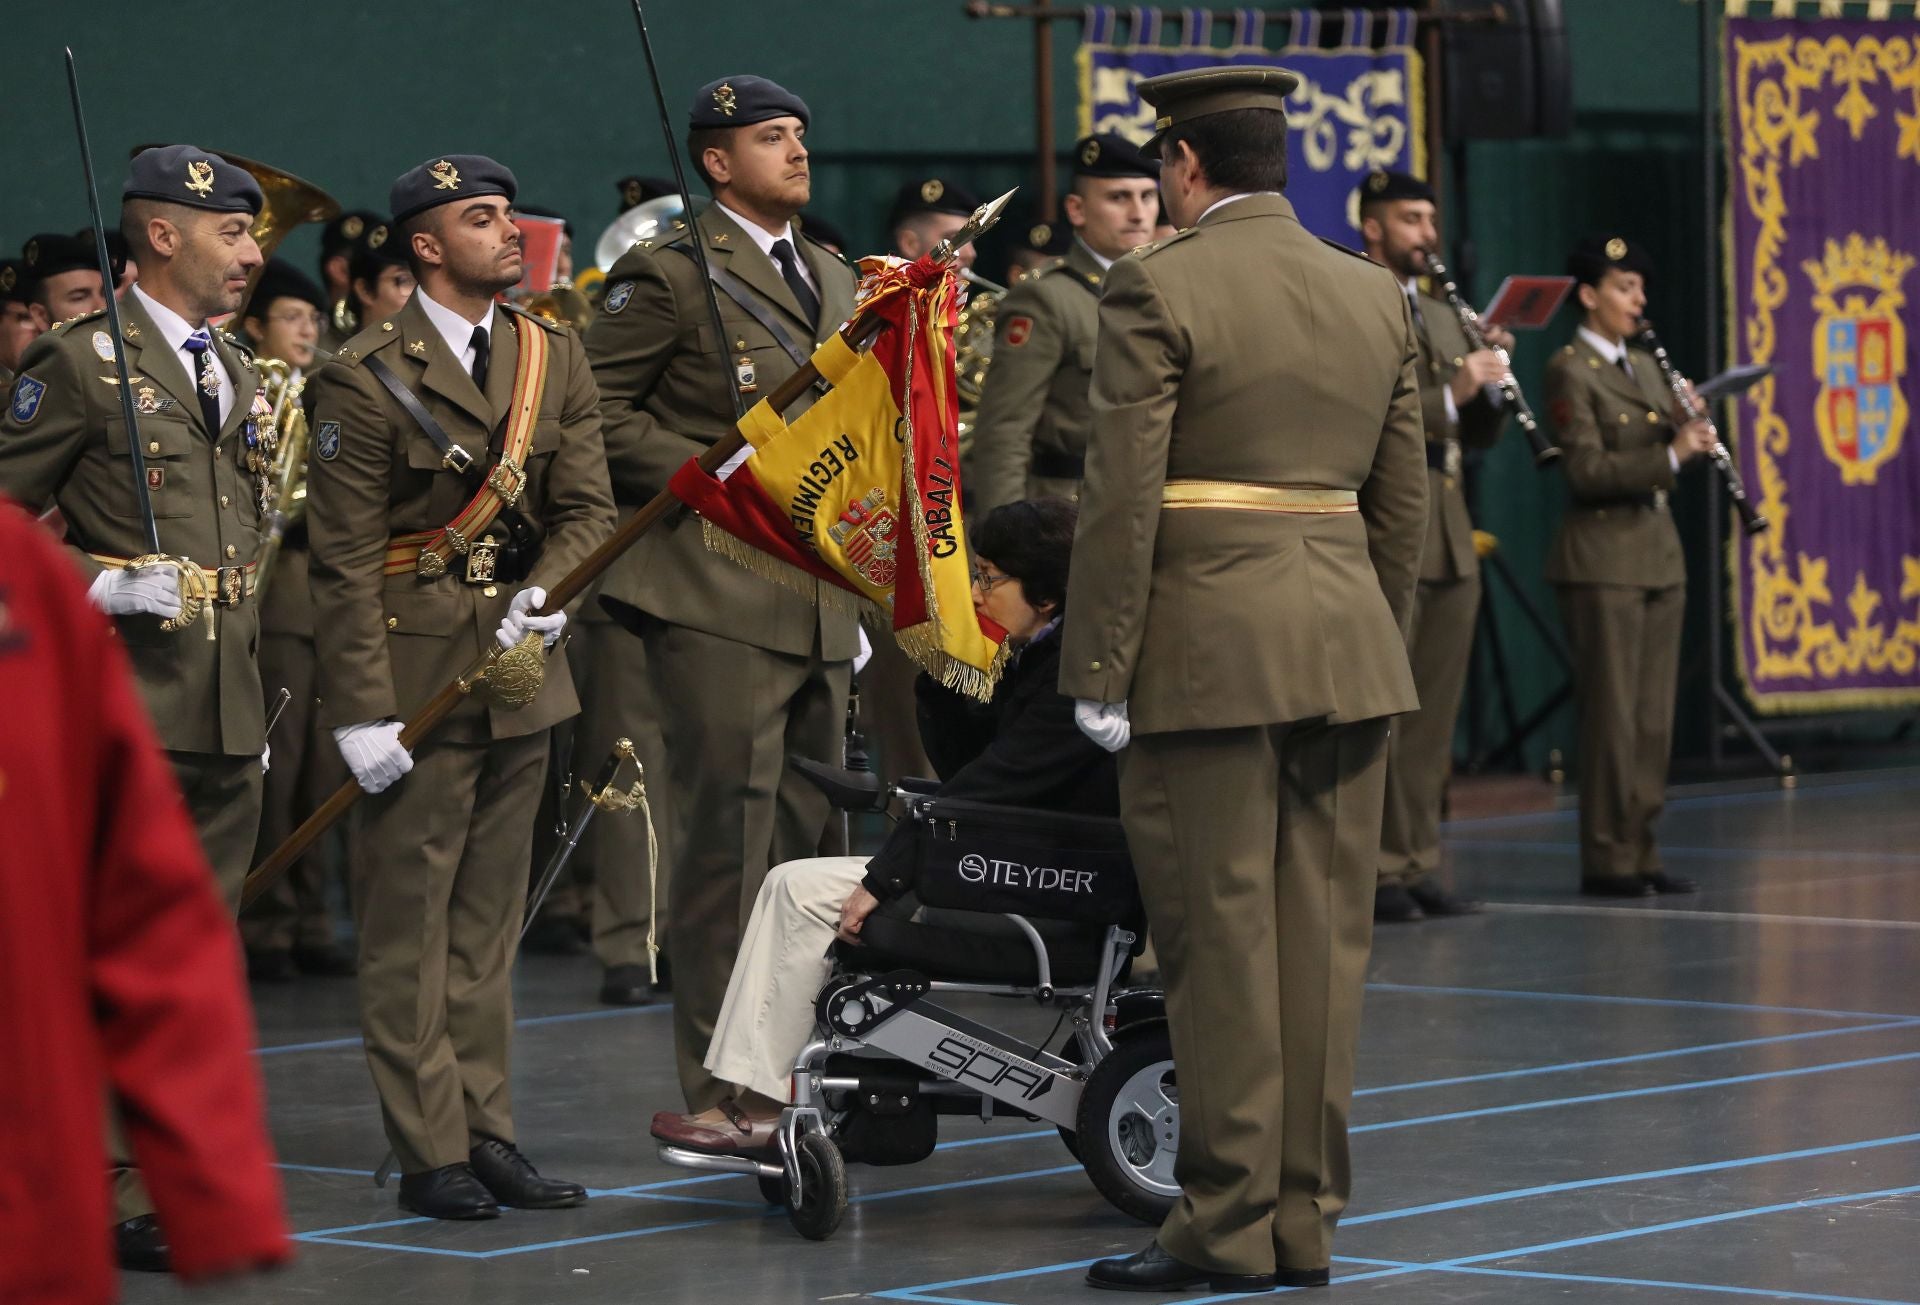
[651,498,1118,1156]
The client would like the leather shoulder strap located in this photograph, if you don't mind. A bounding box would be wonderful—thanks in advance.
[667,244,813,370]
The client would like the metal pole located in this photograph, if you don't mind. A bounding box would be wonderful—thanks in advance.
[1035,0,1057,221]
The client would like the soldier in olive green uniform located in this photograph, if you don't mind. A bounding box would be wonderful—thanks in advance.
[317,210,381,355]
[1546,235,1714,898]
[969,133,1161,514]
[307,155,614,1220]
[1359,170,1512,922]
[1,258,39,390]
[584,75,859,1111]
[0,145,272,1272]
[1066,70,1426,1294]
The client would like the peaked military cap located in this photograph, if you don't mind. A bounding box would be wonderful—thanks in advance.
[1359,169,1435,206]
[321,209,383,257]
[0,259,33,306]
[248,258,329,317]
[389,155,517,225]
[22,232,96,280]
[1137,65,1300,157]
[689,75,809,130]
[122,144,263,215]
[617,175,675,212]
[1567,233,1653,287]
[888,177,981,231]
[1073,133,1159,180]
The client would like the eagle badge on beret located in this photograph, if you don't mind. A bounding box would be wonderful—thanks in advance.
[1605,237,1627,260]
[185,160,215,197]
[714,82,738,116]
[1367,171,1389,193]
[1081,139,1101,166]
[921,179,944,204]
[431,160,461,191]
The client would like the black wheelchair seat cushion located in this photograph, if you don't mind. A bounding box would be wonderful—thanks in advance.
[838,902,1109,987]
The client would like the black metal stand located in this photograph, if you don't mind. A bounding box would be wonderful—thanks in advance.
[1465,549,1575,773]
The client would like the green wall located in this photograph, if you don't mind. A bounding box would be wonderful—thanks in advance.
[7,0,1775,769]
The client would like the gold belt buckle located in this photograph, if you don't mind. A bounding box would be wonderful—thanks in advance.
[1443,439,1463,480]
[1652,488,1670,511]
[465,534,499,584]
[215,566,246,607]
[417,550,448,579]
[486,456,525,508]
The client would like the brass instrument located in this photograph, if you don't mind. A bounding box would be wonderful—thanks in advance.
[1634,319,1768,535]
[954,268,1006,455]
[1422,250,1560,467]
[252,360,309,600]
[519,281,596,331]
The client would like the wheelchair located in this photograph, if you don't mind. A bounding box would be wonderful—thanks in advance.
[654,761,1180,1241]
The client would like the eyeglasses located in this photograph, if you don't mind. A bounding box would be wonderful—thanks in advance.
[266,308,325,329]
[970,565,1014,595]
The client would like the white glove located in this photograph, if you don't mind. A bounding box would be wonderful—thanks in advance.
[261,741,272,774]
[87,561,183,618]
[854,625,874,676]
[496,586,566,650]
[1074,699,1131,753]
[333,720,413,795]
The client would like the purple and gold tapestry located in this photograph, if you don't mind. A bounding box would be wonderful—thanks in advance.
[1726,15,1920,712]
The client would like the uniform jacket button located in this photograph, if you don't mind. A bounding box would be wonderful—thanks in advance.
[386,616,398,630]
[1089,659,1102,671]
[147,440,160,454]
[220,494,231,507]
[225,544,237,558]
[483,584,498,598]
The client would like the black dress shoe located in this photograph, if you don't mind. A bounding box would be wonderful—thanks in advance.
[397,1163,500,1220]
[1086,1242,1276,1294]
[1408,881,1481,917]
[521,913,589,956]
[1373,883,1425,923]
[599,963,658,1006]
[1580,877,1655,898]
[1646,871,1699,895]
[469,1137,587,1209]
[246,948,296,982]
[292,941,358,977]
[114,1215,170,1273]
[1275,1265,1332,1288]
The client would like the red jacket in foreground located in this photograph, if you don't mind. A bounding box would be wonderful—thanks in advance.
[0,498,290,1303]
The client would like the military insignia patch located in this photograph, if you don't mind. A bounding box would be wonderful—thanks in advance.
[714,82,738,116]
[1081,139,1101,167]
[185,160,215,197]
[92,331,116,362]
[605,281,636,314]
[1003,315,1033,348]
[921,179,944,204]
[316,420,342,462]
[368,224,389,249]
[147,467,165,491]
[430,159,461,191]
[8,376,45,424]
[343,215,365,240]
[136,385,162,415]
[1605,237,1627,261]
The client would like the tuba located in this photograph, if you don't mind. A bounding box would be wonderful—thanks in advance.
[252,360,310,601]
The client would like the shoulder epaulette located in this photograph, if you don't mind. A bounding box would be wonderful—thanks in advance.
[334,316,405,367]
[47,308,108,336]
[1318,236,1374,263]
[503,301,565,334]
[1132,227,1202,260]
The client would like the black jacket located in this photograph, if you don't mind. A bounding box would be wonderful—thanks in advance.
[862,622,1119,898]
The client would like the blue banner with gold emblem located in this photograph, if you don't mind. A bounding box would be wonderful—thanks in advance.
[1078,6,1423,244]
[1725,15,1920,712]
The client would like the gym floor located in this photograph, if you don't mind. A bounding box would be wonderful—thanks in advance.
[124,764,1920,1304]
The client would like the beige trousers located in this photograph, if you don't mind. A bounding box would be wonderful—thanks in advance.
[704,856,868,1104]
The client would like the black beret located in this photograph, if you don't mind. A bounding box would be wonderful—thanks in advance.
[617,175,675,212]
[122,144,263,215]
[688,75,809,131]
[348,219,410,284]
[389,155,517,226]
[97,230,132,283]
[321,209,383,257]
[1360,170,1435,206]
[1023,219,1072,257]
[248,258,329,317]
[1073,133,1159,180]
[23,232,96,280]
[888,177,981,231]
[797,212,848,252]
[515,203,574,241]
[1567,234,1653,287]
[0,259,34,306]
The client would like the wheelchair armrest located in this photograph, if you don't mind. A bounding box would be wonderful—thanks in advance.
[790,756,889,813]
[896,777,941,797]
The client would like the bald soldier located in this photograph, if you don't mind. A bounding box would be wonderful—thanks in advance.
[969,132,1160,513]
[1359,170,1511,923]
[1545,235,1712,899]
[584,75,859,1111]
[0,145,272,1273]
[307,154,614,1220]
[1063,68,1426,1293]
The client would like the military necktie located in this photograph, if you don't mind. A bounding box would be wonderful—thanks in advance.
[1405,288,1426,337]
[181,330,221,434]
[469,324,490,392]
[1617,354,1634,381]
[770,238,821,331]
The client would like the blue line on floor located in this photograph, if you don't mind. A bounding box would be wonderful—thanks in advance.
[294,1234,490,1259]
[277,1162,375,1177]
[1344,1131,1920,1224]
[295,1214,433,1238]
[1366,981,1919,1022]
[1355,1050,1920,1134]
[1444,837,1920,865]
[255,1035,362,1056]
[934,1128,1054,1150]
[1339,1257,1920,1305]
[849,1163,1081,1205]
[1356,1018,1920,1096]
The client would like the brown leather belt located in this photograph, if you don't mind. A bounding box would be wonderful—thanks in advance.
[1160,481,1359,514]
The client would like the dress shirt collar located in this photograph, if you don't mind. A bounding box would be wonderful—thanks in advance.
[714,201,798,261]
[417,287,494,367]
[1578,324,1629,366]
[1196,190,1281,225]
[1075,237,1114,272]
[131,282,206,353]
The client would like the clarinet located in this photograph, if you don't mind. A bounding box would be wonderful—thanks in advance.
[1633,319,1768,535]
[1422,250,1560,467]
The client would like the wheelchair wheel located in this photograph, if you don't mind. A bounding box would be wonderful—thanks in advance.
[757,1171,788,1206]
[786,1132,848,1241]
[1075,1024,1179,1224]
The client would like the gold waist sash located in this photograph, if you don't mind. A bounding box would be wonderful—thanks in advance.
[1160,480,1359,514]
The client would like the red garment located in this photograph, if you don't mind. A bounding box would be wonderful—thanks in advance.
[0,498,290,1303]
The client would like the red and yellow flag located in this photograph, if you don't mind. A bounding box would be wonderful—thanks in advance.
[669,256,1007,698]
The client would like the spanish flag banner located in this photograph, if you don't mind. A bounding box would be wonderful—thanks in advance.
[669,256,1008,699]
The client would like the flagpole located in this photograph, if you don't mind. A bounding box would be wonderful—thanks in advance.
[241,192,1016,910]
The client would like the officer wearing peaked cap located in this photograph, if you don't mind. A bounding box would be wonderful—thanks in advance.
[1062,67,1427,1292]
[0,142,272,1272]
[968,132,1160,514]
[305,152,614,1220]
[585,72,859,1113]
